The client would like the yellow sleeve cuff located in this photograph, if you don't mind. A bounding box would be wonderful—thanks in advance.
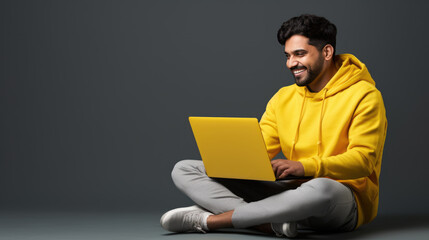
[299,158,317,177]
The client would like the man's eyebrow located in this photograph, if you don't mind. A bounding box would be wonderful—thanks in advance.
[284,49,307,55]
[293,49,307,54]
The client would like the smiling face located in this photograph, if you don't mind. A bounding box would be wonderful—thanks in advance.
[284,35,326,89]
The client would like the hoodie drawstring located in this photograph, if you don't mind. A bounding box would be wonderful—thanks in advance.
[290,88,307,161]
[317,89,328,156]
[290,88,327,160]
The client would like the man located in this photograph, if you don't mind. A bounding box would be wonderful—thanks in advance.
[160,14,387,238]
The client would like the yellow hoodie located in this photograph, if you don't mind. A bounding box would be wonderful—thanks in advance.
[260,54,387,229]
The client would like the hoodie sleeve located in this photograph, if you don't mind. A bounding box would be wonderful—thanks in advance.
[299,89,387,179]
[260,91,282,160]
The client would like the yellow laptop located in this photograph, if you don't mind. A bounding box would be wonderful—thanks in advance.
[189,116,276,181]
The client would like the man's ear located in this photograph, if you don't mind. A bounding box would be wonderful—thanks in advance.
[323,44,334,60]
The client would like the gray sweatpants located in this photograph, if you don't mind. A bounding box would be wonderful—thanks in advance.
[171,160,358,232]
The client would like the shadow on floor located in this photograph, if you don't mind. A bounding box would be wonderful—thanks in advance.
[163,214,429,239]
[297,214,429,239]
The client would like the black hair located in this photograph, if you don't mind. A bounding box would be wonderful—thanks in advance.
[277,14,337,52]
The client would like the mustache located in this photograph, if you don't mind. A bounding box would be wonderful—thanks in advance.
[290,65,307,71]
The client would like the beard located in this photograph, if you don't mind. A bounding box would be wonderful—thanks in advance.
[291,55,324,87]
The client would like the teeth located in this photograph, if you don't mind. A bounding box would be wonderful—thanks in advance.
[294,69,305,74]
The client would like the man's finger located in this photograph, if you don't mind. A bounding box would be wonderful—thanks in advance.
[271,160,284,173]
[276,165,288,177]
[271,162,279,173]
[271,159,282,167]
[279,169,290,179]
[274,164,282,176]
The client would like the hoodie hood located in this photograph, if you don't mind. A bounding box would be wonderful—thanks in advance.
[295,54,375,99]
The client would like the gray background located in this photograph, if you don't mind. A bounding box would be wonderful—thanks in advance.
[1,0,429,220]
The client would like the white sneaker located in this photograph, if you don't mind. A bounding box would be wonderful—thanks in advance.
[160,205,213,233]
[271,222,298,238]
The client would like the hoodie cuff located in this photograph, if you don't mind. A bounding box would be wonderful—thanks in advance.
[299,158,317,177]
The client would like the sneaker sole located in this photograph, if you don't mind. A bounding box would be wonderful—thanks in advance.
[160,205,202,231]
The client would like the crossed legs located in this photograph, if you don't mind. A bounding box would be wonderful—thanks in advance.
[169,159,357,233]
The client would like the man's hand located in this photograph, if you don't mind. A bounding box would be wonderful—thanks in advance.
[271,159,305,179]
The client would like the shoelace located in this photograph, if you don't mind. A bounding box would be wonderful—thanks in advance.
[183,211,206,233]
[193,224,206,233]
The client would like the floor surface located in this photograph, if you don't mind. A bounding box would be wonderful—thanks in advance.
[1,210,429,240]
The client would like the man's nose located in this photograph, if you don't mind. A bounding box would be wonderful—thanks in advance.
[287,56,298,69]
